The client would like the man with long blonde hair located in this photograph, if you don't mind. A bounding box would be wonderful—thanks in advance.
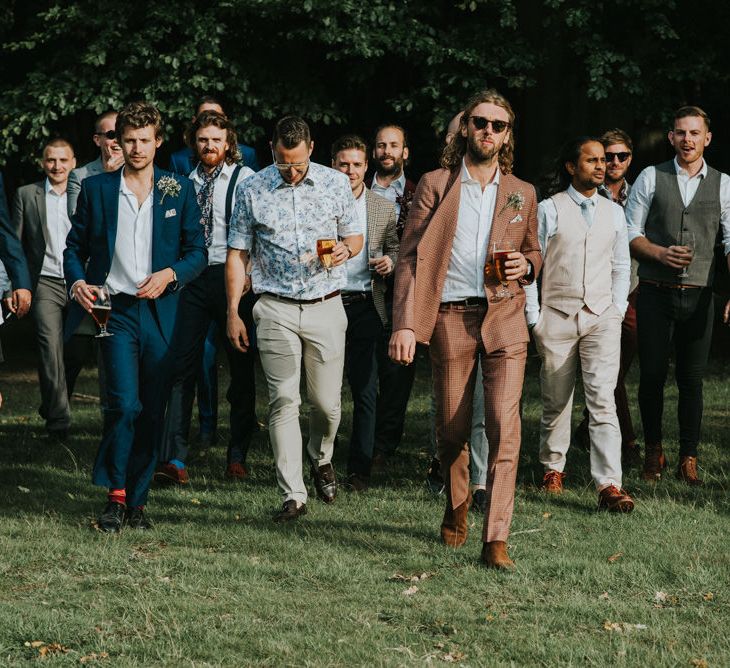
[390,89,541,568]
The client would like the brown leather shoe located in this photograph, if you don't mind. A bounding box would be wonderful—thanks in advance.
[153,463,189,486]
[677,456,704,486]
[480,541,515,570]
[226,462,249,480]
[541,470,565,494]
[310,461,337,503]
[441,491,471,547]
[273,500,307,523]
[597,485,635,513]
[622,440,642,468]
[642,442,667,481]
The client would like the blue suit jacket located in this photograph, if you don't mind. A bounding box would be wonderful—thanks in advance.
[169,143,259,176]
[0,172,32,291]
[63,166,207,341]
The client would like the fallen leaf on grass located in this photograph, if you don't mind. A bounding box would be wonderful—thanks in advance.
[24,641,45,648]
[690,659,709,668]
[80,652,109,663]
[653,591,679,607]
[402,585,419,596]
[542,512,552,519]
[607,552,624,563]
[24,641,70,656]
[389,572,433,583]
[703,592,714,601]
[599,592,610,600]
[603,621,647,633]
[17,486,30,493]
[190,498,202,505]
[442,650,466,662]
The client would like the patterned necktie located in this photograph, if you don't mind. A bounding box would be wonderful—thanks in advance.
[196,162,224,248]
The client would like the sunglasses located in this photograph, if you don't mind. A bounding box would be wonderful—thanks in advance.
[605,151,631,163]
[274,160,309,171]
[469,116,511,134]
[95,130,117,140]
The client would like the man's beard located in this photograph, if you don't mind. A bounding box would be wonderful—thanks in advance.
[375,155,404,177]
[199,150,226,169]
[466,133,500,164]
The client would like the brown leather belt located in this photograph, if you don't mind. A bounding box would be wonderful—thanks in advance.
[263,290,340,305]
[440,297,488,308]
[640,280,703,290]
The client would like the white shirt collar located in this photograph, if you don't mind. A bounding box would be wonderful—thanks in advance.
[567,184,599,206]
[673,156,708,179]
[119,168,153,202]
[189,160,237,185]
[373,170,406,192]
[44,178,65,197]
[460,158,501,185]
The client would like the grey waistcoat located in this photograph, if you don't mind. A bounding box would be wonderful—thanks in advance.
[639,160,721,286]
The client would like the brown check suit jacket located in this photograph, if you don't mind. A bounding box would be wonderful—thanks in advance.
[392,166,542,350]
[364,188,399,324]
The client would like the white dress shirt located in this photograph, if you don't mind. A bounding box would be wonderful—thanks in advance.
[106,170,154,296]
[41,179,71,279]
[371,171,406,218]
[524,185,631,324]
[440,161,499,302]
[626,157,730,254]
[343,189,371,293]
[189,161,254,265]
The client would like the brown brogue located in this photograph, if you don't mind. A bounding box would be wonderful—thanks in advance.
[153,463,189,486]
[441,492,471,548]
[642,442,667,481]
[226,462,249,480]
[541,470,565,494]
[597,485,635,513]
[677,456,704,486]
[480,541,515,570]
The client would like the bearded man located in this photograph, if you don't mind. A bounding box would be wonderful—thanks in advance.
[390,89,541,569]
[155,110,256,485]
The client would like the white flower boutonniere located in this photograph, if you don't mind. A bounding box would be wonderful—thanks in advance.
[500,190,525,215]
[157,176,181,205]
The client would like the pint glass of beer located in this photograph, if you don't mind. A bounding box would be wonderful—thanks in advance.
[316,238,337,272]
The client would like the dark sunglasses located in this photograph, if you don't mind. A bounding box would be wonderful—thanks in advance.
[605,151,631,163]
[469,116,511,134]
[95,130,117,140]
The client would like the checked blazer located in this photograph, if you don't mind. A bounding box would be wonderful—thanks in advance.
[365,188,399,324]
[392,166,542,352]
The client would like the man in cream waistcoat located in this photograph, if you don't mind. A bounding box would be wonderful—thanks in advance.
[530,136,635,512]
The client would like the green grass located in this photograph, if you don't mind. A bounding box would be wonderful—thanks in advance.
[0,338,728,666]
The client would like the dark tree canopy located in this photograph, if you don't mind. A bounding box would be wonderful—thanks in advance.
[2,0,729,180]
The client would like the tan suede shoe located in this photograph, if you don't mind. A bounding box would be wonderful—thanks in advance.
[480,541,515,570]
[440,492,471,548]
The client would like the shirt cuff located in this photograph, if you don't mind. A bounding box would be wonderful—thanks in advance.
[227,231,252,251]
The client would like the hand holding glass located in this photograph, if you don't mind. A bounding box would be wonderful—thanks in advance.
[677,231,695,279]
[489,241,516,302]
[316,238,337,272]
[90,285,113,338]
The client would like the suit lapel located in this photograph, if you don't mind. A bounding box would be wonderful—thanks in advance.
[152,166,164,270]
[32,183,48,249]
[102,170,122,263]
[365,188,376,251]
[486,173,514,259]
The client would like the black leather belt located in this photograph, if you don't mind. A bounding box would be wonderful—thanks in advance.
[341,292,372,305]
[640,280,702,290]
[263,290,340,305]
[440,297,488,308]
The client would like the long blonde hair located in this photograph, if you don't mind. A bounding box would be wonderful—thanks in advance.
[440,89,516,174]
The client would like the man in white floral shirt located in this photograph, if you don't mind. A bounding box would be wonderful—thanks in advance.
[226,115,363,522]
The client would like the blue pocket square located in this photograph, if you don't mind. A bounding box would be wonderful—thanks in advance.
[165,209,177,219]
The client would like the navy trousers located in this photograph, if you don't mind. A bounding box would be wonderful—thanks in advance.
[92,294,173,507]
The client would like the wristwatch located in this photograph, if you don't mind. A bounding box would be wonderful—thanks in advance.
[169,268,179,292]
[518,261,533,286]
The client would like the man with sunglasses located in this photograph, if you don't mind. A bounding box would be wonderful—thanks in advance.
[573,129,641,467]
[390,90,541,569]
[67,111,124,217]
[226,115,363,522]
[626,106,730,486]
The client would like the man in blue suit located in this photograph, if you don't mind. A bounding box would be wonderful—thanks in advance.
[64,102,207,532]
[168,95,259,447]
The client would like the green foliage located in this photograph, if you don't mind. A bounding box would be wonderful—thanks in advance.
[1,0,730,165]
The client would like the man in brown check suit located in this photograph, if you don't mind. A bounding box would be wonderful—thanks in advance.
[389,89,542,569]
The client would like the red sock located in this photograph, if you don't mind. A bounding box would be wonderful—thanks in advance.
[108,489,126,505]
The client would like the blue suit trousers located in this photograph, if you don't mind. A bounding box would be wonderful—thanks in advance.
[92,294,173,507]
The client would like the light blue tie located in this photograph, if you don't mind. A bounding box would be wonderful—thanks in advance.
[580,199,594,226]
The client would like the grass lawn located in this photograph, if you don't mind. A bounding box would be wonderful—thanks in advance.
[0,323,728,666]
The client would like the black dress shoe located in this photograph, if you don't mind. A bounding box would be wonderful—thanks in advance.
[274,500,307,523]
[310,460,337,503]
[425,457,445,495]
[471,489,488,514]
[97,501,125,533]
[125,507,153,530]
